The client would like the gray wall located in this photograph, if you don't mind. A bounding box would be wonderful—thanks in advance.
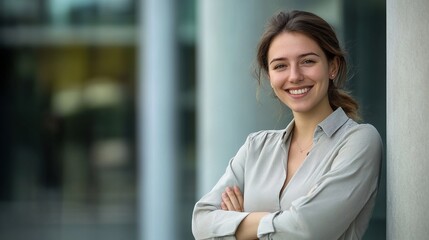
[387,0,429,239]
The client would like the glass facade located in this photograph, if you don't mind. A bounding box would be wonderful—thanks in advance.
[0,1,384,240]
[0,1,139,239]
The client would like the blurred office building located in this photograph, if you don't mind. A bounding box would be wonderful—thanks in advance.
[0,0,386,240]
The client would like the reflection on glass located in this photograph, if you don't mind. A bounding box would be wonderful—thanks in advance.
[0,0,139,239]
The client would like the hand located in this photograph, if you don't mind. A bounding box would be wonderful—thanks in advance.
[221,186,244,212]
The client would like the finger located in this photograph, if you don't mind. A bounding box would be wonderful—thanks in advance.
[221,201,227,210]
[222,192,234,210]
[225,187,242,211]
[233,186,244,210]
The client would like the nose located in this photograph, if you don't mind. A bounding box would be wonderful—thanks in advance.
[288,65,303,83]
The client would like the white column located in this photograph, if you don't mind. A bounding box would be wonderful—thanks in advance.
[387,0,429,239]
[138,0,177,239]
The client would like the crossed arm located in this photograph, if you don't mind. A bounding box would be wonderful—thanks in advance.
[193,125,383,240]
[221,186,269,240]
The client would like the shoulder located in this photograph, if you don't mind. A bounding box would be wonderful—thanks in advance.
[338,123,383,161]
[343,123,382,145]
[242,129,286,153]
[331,123,383,169]
[247,129,285,144]
[231,129,285,166]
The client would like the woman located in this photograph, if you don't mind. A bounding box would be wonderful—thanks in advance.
[192,10,382,240]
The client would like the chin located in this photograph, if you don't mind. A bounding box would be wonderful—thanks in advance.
[289,106,312,114]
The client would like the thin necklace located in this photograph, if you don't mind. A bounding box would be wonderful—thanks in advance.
[296,140,313,154]
[293,133,313,154]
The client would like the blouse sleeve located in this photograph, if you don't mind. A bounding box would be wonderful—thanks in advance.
[192,136,251,240]
[257,124,383,240]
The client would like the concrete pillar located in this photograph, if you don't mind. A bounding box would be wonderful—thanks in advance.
[387,0,429,239]
[196,0,341,196]
[137,0,178,239]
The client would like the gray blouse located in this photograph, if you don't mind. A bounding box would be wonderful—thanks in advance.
[192,108,383,240]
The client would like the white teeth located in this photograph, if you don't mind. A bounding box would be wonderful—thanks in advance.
[289,88,310,95]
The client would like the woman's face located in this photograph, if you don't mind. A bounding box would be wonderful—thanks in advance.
[267,32,337,115]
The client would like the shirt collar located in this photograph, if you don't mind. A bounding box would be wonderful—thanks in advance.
[281,107,350,142]
[281,118,295,143]
[317,107,349,138]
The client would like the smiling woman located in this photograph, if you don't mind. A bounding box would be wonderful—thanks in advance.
[192,10,382,240]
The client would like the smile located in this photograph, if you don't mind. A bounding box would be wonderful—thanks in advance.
[288,87,310,95]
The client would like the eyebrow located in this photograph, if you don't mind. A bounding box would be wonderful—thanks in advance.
[269,52,321,65]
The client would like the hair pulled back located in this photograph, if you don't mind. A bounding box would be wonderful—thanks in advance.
[256,10,360,121]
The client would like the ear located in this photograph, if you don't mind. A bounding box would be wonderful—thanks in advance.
[329,56,339,79]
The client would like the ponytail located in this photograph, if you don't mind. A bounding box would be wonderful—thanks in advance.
[328,80,360,121]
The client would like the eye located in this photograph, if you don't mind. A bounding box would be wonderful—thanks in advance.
[302,59,316,65]
[273,63,286,70]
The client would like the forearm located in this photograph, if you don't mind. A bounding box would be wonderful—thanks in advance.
[236,212,269,240]
[192,207,250,239]
[220,187,269,239]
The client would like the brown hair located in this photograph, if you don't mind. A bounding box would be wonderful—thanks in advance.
[256,10,360,121]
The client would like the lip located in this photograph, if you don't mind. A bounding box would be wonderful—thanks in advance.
[286,86,312,97]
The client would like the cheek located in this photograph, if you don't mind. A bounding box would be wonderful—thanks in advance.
[319,79,331,94]
[269,75,284,88]
[270,80,282,90]
[307,67,328,79]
